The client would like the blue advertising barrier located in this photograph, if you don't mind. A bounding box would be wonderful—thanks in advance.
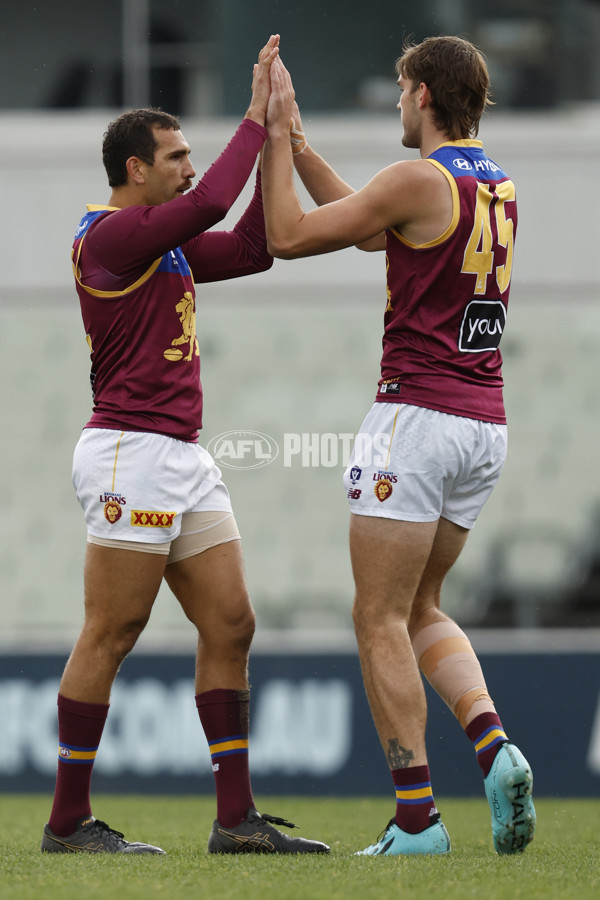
[1,643,599,797]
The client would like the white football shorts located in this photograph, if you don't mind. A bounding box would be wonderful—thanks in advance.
[343,403,507,529]
[72,428,233,545]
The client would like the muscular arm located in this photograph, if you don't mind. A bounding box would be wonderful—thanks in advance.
[293,143,385,252]
[84,119,267,280]
[263,129,427,259]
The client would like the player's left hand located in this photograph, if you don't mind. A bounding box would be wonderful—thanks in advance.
[246,34,280,126]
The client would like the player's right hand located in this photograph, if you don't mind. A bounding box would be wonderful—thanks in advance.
[267,56,296,138]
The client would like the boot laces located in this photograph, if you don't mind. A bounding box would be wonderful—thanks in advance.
[260,813,298,830]
[91,819,125,841]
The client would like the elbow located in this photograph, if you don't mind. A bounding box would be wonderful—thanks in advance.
[211,200,231,223]
[266,236,297,260]
[193,195,230,224]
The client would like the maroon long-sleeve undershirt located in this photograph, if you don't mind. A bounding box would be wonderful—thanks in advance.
[81,118,272,288]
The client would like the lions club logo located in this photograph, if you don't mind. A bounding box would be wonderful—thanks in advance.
[374,477,393,502]
[104,501,123,524]
[164,292,199,362]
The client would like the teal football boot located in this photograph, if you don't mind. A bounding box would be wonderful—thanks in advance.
[484,742,536,854]
[356,815,451,856]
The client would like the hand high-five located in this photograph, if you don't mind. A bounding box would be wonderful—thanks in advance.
[246,34,280,126]
[266,55,296,137]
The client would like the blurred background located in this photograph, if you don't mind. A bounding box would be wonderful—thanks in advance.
[1,0,600,796]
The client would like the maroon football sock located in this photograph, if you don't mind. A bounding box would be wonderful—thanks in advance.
[47,694,109,836]
[466,711,508,776]
[196,688,254,828]
[392,764,438,834]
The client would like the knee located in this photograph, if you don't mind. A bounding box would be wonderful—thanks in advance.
[352,591,382,643]
[85,613,149,664]
[352,588,412,640]
[215,596,256,653]
[231,602,256,649]
[115,617,149,657]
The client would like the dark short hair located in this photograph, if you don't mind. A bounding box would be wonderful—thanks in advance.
[102,108,181,187]
[397,36,492,139]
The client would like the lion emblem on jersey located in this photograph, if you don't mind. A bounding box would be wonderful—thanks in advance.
[104,501,122,524]
[164,291,200,362]
[374,477,393,502]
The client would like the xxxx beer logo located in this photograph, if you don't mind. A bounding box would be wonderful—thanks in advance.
[131,510,177,528]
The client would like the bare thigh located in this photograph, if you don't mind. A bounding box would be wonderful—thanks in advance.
[350,514,469,620]
[350,515,439,622]
[60,542,167,702]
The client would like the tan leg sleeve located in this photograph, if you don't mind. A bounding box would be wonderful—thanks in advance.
[412,622,496,728]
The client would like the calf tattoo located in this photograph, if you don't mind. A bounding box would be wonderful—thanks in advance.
[387,739,414,769]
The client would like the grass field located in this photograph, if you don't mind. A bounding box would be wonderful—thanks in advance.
[1,795,599,900]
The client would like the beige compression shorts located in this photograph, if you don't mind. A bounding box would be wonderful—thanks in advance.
[88,509,240,562]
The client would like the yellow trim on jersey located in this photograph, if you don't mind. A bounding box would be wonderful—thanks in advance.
[72,205,162,298]
[389,160,460,249]
[388,140,481,248]
[432,140,483,151]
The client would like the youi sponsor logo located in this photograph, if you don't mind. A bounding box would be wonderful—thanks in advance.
[458,300,506,353]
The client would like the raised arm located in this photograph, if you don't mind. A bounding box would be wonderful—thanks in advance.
[85,37,280,279]
[86,119,267,277]
[289,103,385,252]
[262,57,426,259]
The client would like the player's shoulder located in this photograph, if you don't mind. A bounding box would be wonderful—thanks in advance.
[375,158,443,191]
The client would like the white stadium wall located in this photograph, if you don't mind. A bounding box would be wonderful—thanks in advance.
[1,107,600,648]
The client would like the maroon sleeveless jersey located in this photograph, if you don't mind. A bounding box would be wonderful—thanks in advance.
[377,140,517,424]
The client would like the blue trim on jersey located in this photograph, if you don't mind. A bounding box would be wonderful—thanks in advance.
[429,145,508,182]
[74,212,191,276]
[157,247,191,275]
[74,209,108,240]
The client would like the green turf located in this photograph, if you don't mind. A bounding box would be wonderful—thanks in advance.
[1,795,599,899]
